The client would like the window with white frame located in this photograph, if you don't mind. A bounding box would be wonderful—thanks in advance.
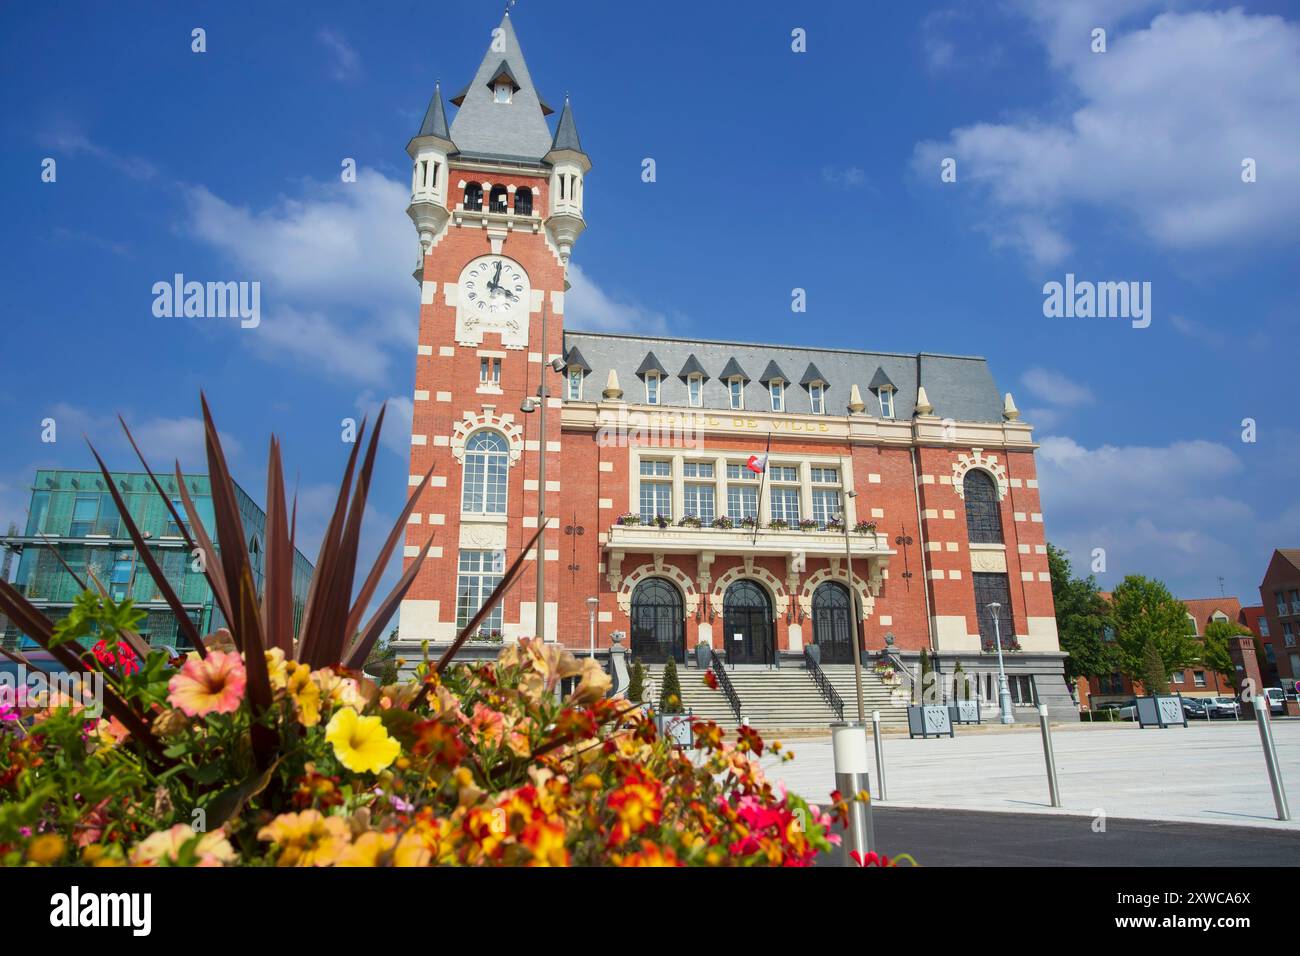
[809,382,825,414]
[639,459,671,522]
[1285,623,1296,647]
[456,549,505,636]
[725,462,758,520]
[645,372,661,405]
[728,377,744,410]
[567,367,583,400]
[878,387,894,418]
[810,467,842,526]
[1259,617,1270,637]
[479,357,501,386]
[682,461,715,525]
[461,431,509,514]
[769,379,784,412]
[494,81,512,104]
[687,374,703,407]
[1276,591,1287,616]
[1193,670,1207,687]
[1171,671,1184,685]
[769,465,800,524]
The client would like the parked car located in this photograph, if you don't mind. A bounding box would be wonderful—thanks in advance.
[1116,699,1139,721]
[1180,696,1208,719]
[1262,687,1286,715]
[1206,696,1241,719]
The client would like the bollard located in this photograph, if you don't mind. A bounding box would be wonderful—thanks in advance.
[871,709,888,801]
[1253,697,1291,821]
[1037,704,1062,808]
[831,722,875,865]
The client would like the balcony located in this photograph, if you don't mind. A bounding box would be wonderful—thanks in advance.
[603,520,891,559]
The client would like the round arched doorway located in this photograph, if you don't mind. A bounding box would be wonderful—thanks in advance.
[723,580,774,666]
[811,581,854,664]
[629,577,684,663]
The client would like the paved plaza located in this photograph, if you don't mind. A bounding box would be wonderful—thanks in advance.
[766,718,1300,831]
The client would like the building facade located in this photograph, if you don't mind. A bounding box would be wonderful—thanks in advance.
[395,12,1071,719]
[0,469,313,651]
[1257,549,1300,689]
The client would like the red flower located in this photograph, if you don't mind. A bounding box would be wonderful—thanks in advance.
[850,850,893,867]
[703,670,719,690]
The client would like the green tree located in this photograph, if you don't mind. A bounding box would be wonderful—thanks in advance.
[364,627,400,686]
[953,660,968,700]
[918,647,934,703]
[1046,543,1112,682]
[659,658,684,713]
[1110,575,1201,684]
[1140,640,1170,695]
[627,660,645,703]
[1203,619,1248,691]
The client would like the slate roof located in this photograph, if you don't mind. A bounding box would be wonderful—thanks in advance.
[561,330,1006,420]
[677,354,709,381]
[759,360,787,384]
[550,97,584,154]
[564,346,590,372]
[718,357,750,382]
[867,366,896,391]
[445,14,555,164]
[416,83,452,141]
[635,351,668,377]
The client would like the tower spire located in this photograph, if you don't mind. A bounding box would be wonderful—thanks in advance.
[416,81,452,142]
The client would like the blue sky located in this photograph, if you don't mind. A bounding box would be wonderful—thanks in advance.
[1,0,1297,610]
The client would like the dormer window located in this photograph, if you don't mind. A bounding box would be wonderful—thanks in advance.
[494,81,512,104]
[769,380,785,412]
[809,382,825,414]
[879,387,895,419]
[567,367,584,400]
[687,374,703,407]
[645,372,661,405]
[728,377,744,410]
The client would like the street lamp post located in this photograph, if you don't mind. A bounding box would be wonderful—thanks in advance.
[520,302,567,643]
[986,602,1014,724]
[840,491,865,723]
[586,595,599,658]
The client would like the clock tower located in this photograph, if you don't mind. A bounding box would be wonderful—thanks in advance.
[398,11,589,648]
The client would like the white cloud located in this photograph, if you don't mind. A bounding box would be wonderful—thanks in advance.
[821,165,867,189]
[183,171,417,384]
[564,262,671,333]
[913,4,1300,264]
[355,392,414,460]
[44,402,242,471]
[38,127,157,181]
[1020,367,1094,407]
[317,29,360,81]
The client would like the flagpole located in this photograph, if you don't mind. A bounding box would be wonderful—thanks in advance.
[750,429,772,548]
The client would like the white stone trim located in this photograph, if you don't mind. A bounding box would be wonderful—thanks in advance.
[616,561,700,615]
[950,448,1010,501]
[709,562,789,617]
[798,566,875,621]
[449,409,525,465]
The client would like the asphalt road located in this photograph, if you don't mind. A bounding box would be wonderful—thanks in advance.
[822,806,1300,866]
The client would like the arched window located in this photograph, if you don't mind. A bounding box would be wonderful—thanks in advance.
[630,577,684,664]
[963,469,1003,544]
[514,187,533,216]
[811,581,854,664]
[462,431,509,514]
[463,182,483,211]
[489,185,509,213]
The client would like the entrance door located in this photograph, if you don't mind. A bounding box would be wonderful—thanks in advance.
[630,578,684,663]
[812,581,855,664]
[723,580,774,665]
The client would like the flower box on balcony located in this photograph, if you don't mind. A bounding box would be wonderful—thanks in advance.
[678,516,702,529]
[615,513,641,526]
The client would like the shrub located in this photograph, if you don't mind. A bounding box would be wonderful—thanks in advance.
[628,660,645,703]
[1140,640,1170,695]
[659,659,684,714]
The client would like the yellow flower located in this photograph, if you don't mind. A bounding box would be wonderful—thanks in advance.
[258,810,351,867]
[326,707,400,774]
[337,830,395,867]
[566,657,612,705]
[315,668,366,709]
[265,648,288,691]
[130,825,236,867]
[286,662,322,727]
[26,834,65,865]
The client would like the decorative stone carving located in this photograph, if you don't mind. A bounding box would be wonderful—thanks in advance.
[449,410,525,465]
[969,548,1007,573]
[950,448,1009,501]
[798,566,875,621]
[616,562,699,615]
[709,564,789,617]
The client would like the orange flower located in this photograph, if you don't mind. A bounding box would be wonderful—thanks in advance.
[606,774,662,847]
[619,840,683,867]
[520,818,568,866]
[465,703,505,747]
[258,810,350,867]
[167,650,246,717]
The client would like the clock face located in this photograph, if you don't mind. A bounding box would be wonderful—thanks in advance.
[460,256,529,319]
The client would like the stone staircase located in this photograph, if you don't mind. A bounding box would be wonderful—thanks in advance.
[642,662,909,731]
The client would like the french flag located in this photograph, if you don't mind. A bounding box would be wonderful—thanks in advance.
[746,453,767,474]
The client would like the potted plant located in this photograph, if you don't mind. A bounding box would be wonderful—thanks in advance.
[824,518,844,532]
[678,514,701,528]
[798,518,819,532]
[711,515,734,530]
[655,659,692,747]
[805,642,821,666]
[627,659,645,703]
[694,641,711,669]
[739,515,759,530]
[616,512,641,526]
[852,520,877,534]
[654,513,670,529]
[768,518,789,531]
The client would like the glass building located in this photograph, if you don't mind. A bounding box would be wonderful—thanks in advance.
[0,469,314,651]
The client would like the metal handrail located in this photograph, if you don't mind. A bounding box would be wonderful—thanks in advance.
[709,650,743,723]
[804,647,844,721]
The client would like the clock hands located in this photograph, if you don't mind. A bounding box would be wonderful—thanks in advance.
[487,261,503,292]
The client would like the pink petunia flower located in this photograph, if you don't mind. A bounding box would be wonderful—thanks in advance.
[167,650,246,717]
